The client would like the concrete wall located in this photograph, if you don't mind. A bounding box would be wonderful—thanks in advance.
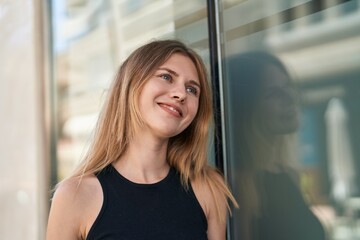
[0,0,49,239]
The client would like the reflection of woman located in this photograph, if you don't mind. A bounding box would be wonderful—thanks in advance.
[46,40,237,240]
[228,52,326,240]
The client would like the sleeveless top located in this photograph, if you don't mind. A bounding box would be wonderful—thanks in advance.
[86,164,208,240]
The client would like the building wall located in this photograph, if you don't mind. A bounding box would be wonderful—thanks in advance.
[0,0,48,239]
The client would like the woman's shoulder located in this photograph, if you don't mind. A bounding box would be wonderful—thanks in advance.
[47,174,103,239]
[55,174,103,221]
[191,170,226,215]
[54,174,100,202]
[191,169,228,240]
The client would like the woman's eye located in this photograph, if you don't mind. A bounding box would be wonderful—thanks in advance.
[161,74,172,81]
[186,86,198,95]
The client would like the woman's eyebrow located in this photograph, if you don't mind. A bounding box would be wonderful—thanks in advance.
[158,67,179,77]
[158,67,201,89]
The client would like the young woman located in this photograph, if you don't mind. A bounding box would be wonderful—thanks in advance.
[46,39,237,240]
[227,52,326,240]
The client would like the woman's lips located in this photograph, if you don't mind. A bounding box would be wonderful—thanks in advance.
[158,103,183,117]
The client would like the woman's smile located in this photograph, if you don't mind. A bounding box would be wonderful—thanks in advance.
[158,102,183,117]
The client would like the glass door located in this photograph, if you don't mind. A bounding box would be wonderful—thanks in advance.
[219,0,360,239]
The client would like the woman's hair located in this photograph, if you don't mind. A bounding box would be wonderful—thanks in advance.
[67,39,236,221]
[227,51,297,238]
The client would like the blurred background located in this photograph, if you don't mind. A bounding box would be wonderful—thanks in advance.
[0,0,359,239]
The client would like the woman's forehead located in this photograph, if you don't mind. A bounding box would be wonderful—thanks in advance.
[158,53,200,82]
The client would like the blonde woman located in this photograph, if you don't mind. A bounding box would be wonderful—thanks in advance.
[46,40,237,240]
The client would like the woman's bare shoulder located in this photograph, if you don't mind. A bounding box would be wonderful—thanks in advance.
[191,170,228,240]
[46,174,103,240]
[54,174,101,202]
[191,171,226,214]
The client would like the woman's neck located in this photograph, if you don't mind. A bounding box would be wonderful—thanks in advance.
[113,133,170,184]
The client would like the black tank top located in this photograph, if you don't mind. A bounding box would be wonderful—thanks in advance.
[86,164,208,240]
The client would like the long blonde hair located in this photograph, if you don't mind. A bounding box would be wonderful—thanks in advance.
[68,39,236,221]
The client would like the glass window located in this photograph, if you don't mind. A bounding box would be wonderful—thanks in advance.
[51,0,211,182]
[219,0,360,239]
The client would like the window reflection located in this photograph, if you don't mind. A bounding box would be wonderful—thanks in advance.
[221,0,360,239]
[227,52,326,240]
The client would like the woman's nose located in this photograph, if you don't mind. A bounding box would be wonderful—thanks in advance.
[171,86,186,102]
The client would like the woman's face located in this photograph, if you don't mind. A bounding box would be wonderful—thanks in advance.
[138,53,201,139]
[254,64,299,136]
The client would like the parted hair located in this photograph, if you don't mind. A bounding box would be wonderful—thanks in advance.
[68,39,237,221]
